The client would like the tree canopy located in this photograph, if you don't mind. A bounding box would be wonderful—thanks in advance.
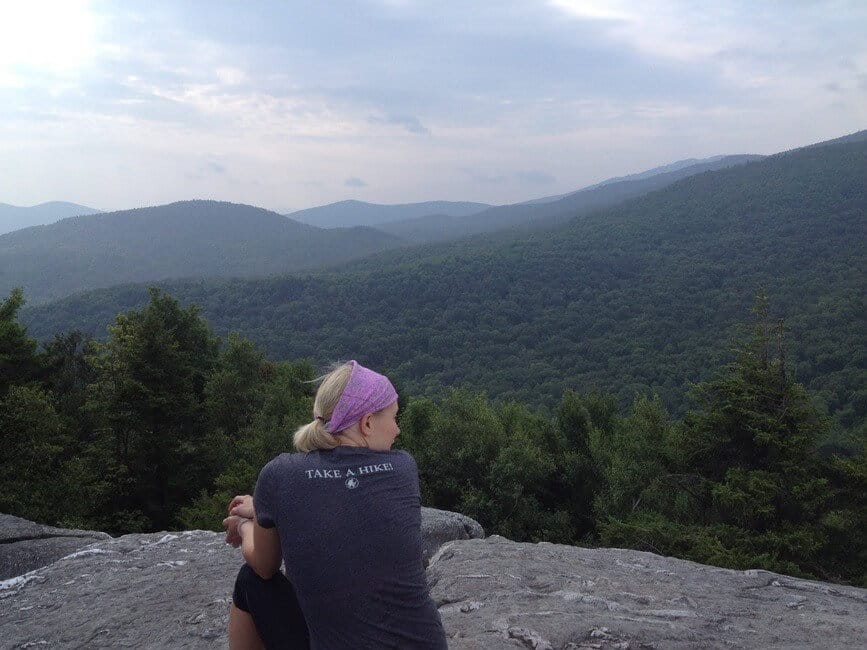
[3,288,864,585]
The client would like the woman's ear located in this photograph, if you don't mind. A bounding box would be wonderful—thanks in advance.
[358,412,374,437]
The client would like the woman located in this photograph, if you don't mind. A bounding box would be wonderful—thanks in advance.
[222,360,447,649]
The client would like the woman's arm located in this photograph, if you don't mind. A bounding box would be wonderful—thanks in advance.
[225,495,282,579]
[237,517,282,579]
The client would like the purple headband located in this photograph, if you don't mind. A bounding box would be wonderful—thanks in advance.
[322,360,397,434]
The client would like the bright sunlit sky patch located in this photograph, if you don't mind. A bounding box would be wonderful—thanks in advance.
[1,0,865,212]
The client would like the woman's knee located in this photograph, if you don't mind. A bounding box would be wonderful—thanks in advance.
[233,563,261,612]
[234,563,293,610]
[231,564,310,648]
[235,563,260,589]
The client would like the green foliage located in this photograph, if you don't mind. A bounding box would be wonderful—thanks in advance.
[0,385,66,523]
[81,288,221,532]
[599,294,853,582]
[23,140,867,441]
[178,359,315,530]
[556,390,607,538]
[1,256,865,588]
[205,333,271,440]
[0,288,40,395]
[819,445,867,584]
[593,394,676,521]
[598,513,819,579]
[398,390,607,544]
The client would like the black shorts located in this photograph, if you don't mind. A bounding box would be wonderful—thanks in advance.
[233,564,311,649]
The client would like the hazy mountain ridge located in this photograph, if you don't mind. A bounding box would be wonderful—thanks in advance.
[0,201,102,235]
[377,154,764,243]
[4,155,768,303]
[286,199,493,228]
[24,139,867,433]
[522,154,760,205]
[287,154,762,234]
[0,200,399,304]
[801,128,867,149]
[589,155,747,187]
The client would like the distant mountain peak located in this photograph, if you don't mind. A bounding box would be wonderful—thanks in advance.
[0,200,403,304]
[286,199,493,228]
[0,201,103,235]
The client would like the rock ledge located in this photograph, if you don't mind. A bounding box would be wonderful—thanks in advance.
[2,514,865,648]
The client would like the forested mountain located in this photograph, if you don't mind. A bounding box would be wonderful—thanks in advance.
[803,129,867,149]
[590,155,751,187]
[0,200,400,304]
[0,201,102,235]
[522,155,758,205]
[377,154,762,243]
[24,139,866,437]
[288,156,761,238]
[1,158,769,304]
[285,199,492,228]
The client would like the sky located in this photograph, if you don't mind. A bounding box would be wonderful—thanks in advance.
[1,0,865,213]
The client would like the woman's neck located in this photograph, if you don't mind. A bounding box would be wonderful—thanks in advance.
[335,428,368,448]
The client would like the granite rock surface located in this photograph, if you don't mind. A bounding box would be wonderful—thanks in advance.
[0,513,111,580]
[0,508,483,648]
[2,513,866,649]
[429,536,867,649]
[422,507,485,567]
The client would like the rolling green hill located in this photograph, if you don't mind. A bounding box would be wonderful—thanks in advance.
[0,200,400,304]
[23,139,867,434]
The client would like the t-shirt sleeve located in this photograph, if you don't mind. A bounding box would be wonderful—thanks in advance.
[401,450,422,500]
[253,460,277,529]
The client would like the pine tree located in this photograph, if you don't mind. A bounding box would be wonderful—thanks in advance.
[0,289,40,395]
[0,385,66,523]
[85,289,220,532]
[600,293,835,579]
[674,292,830,574]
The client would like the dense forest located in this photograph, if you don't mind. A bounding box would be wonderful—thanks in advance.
[2,289,864,586]
[25,139,867,443]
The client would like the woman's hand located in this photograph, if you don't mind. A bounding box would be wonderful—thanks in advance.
[222,514,246,548]
[228,494,254,519]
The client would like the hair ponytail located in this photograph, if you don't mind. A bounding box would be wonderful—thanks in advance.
[292,362,353,452]
[293,418,339,452]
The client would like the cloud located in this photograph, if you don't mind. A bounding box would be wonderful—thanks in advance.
[183,160,229,182]
[516,170,556,184]
[215,67,247,86]
[2,1,866,210]
[461,168,508,185]
[368,113,430,135]
[344,177,368,187]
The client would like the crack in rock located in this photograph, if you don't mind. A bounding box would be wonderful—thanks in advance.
[0,532,103,544]
[507,626,554,650]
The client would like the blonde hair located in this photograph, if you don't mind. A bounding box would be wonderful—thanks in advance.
[293,362,353,452]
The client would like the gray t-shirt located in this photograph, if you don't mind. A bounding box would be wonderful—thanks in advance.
[254,446,448,649]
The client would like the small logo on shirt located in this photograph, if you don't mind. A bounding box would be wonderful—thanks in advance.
[345,477,359,489]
